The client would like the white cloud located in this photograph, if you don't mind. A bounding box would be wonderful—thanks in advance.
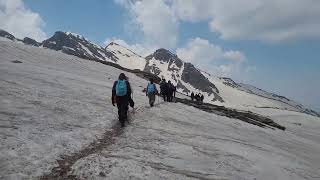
[176,37,246,63]
[0,0,47,41]
[224,51,246,62]
[171,0,320,42]
[115,0,320,49]
[118,0,178,49]
[171,0,213,22]
[176,37,248,78]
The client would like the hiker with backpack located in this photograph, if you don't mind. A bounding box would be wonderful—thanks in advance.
[146,78,158,107]
[160,79,167,101]
[112,73,132,127]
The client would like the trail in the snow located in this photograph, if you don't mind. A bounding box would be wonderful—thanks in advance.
[40,102,164,180]
[40,120,124,180]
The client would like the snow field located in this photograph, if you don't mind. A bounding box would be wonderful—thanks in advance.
[1,40,320,179]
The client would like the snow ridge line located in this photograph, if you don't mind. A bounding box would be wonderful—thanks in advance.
[39,101,165,180]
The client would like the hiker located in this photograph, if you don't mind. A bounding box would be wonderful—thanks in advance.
[195,93,200,102]
[146,78,158,107]
[167,81,174,102]
[191,92,195,101]
[200,94,204,103]
[160,79,167,101]
[112,73,132,127]
[173,86,177,97]
[198,94,201,102]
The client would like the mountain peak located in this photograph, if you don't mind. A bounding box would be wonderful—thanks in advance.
[146,48,179,63]
[0,29,16,41]
[154,48,177,57]
[42,31,117,62]
[106,42,143,58]
[106,42,120,47]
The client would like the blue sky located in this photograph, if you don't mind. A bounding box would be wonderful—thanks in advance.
[1,0,320,111]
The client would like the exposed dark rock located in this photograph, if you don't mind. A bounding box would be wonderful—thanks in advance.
[144,48,223,102]
[219,77,240,88]
[94,59,161,84]
[23,37,40,47]
[182,63,219,95]
[42,31,117,62]
[146,49,183,68]
[145,49,182,77]
[176,98,286,131]
[144,63,161,76]
[11,60,22,63]
[177,80,190,94]
[0,29,16,40]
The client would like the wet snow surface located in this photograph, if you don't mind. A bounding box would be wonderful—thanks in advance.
[1,40,320,179]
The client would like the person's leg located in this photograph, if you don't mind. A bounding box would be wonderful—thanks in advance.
[117,103,125,127]
[150,94,155,107]
[123,102,129,122]
[148,94,152,106]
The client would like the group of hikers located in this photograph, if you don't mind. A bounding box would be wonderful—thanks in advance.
[191,92,204,103]
[159,78,176,102]
[112,73,176,127]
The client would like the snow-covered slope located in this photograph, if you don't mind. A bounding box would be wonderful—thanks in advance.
[0,29,40,46]
[1,39,320,179]
[212,76,319,116]
[142,48,317,116]
[144,49,223,102]
[0,39,151,179]
[106,42,146,70]
[1,29,317,116]
[42,31,117,62]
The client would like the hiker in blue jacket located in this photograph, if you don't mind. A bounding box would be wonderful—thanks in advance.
[112,73,132,127]
[146,78,158,107]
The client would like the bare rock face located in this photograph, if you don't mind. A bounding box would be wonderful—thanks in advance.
[42,31,117,62]
[0,29,16,40]
[23,37,41,47]
[145,48,223,102]
[182,62,219,95]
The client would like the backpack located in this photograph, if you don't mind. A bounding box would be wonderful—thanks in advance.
[116,80,127,96]
[147,83,156,93]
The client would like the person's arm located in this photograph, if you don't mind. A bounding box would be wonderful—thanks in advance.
[112,81,117,106]
[146,84,149,96]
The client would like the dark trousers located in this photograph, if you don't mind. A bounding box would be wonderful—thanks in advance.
[161,91,167,101]
[116,96,129,125]
[148,93,156,107]
[167,92,173,102]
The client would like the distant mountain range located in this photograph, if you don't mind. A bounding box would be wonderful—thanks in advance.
[1,29,318,117]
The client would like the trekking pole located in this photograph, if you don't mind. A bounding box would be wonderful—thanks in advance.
[131,92,135,113]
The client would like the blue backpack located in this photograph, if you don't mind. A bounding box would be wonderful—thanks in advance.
[147,83,156,93]
[116,80,127,96]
